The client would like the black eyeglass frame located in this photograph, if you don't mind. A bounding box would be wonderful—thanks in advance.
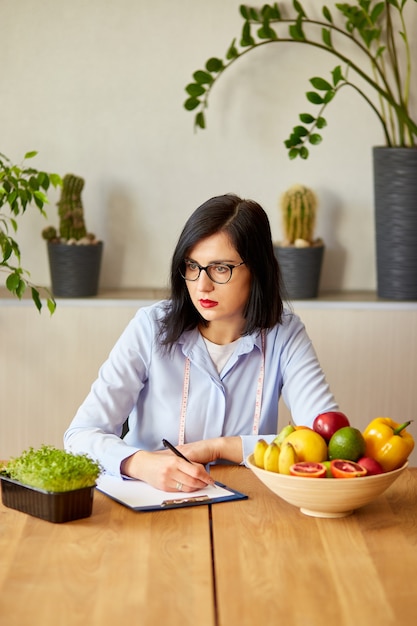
[180,260,246,284]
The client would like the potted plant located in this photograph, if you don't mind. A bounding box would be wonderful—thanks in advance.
[275,183,324,299]
[183,1,417,300]
[42,173,103,298]
[0,445,102,523]
[0,151,61,313]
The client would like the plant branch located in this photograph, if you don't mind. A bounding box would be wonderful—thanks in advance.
[184,1,417,157]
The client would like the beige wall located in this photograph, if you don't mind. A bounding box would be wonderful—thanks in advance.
[1,295,416,467]
[2,0,416,294]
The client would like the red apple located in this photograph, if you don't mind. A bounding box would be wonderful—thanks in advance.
[358,456,384,475]
[312,411,350,442]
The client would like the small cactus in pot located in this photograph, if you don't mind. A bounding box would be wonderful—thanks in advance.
[279,184,320,248]
[41,173,103,297]
[275,184,324,299]
[41,173,99,245]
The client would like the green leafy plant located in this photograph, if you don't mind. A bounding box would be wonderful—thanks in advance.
[0,445,102,493]
[0,151,62,313]
[184,0,417,159]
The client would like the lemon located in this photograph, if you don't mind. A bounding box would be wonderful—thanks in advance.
[283,428,327,463]
[328,427,366,462]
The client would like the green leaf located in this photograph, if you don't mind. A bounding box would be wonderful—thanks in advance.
[29,175,39,190]
[31,287,42,312]
[306,91,324,104]
[206,57,224,72]
[186,83,206,97]
[316,116,327,129]
[375,45,385,59]
[226,39,239,60]
[184,97,201,111]
[195,111,205,129]
[322,6,333,22]
[323,90,335,104]
[299,146,309,159]
[1,237,13,261]
[289,22,305,41]
[263,3,281,20]
[332,65,343,85]
[241,21,255,46]
[370,2,385,23]
[47,298,57,315]
[193,70,213,85]
[293,0,306,18]
[24,151,38,160]
[33,190,48,206]
[50,173,62,187]
[258,24,277,39]
[288,148,300,160]
[309,133,322,145]
[299,113,315,123]
[16,278,26,298]
[6,271,21,293]
[240,5,250,20]
[7,190,18,207]
[37,172,47,190]
[293,125,309,137]
[322,27,332,48]
[310,77,333,91]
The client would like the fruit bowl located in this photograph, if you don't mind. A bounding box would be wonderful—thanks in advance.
[246,454,408,518]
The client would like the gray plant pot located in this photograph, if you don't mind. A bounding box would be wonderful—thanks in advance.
[373,147,417,300]
[47,241,103,298]
[274,244,324,300]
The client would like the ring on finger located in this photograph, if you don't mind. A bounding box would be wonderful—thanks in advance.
[175,481,183,491]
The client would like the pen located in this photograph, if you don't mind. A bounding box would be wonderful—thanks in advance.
[162,438,192,463]
[162,438,217,487]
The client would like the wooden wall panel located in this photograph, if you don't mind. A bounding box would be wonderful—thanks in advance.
[1,296,416,466]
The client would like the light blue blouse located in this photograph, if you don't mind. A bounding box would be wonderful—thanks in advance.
[64,301,338,476]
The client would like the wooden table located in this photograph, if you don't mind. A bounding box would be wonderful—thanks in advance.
[1,466,416,626]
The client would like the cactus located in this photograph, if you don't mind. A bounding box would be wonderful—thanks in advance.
[42,173,95,242]
[279,184,318,245]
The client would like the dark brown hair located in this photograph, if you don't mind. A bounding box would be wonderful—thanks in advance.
[160,193,284,346]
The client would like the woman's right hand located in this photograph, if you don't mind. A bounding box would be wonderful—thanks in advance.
[120,450,216,492]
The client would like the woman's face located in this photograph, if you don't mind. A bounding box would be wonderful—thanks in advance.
[184,231,252,337]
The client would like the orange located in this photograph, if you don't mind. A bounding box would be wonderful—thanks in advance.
[283,429,327,463]
[289,462,327,478]
[328,427,366,462]
[330,459,367,478]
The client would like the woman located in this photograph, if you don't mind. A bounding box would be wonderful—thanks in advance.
[64,194,338,492]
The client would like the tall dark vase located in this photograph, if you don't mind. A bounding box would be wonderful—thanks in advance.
[373,147,417,300]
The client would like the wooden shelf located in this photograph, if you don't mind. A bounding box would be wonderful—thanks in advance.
[1,288,416,310]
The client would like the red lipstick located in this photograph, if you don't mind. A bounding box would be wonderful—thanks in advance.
[199,299,218,308]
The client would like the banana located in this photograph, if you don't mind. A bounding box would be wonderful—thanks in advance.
[263,442,280,473]
[278,441,298,475]
[274,423,296,447]
[253,438,268,468]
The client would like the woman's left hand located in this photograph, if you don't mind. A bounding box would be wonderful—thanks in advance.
[179,436,243,465]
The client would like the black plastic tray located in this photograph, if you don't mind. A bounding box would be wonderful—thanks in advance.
[0,476,94,523]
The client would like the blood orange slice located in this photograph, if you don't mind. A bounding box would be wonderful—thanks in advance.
[289,462,327,478]
[330,459,367,478]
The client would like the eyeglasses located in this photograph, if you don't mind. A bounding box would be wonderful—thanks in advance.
[180,260,246,284]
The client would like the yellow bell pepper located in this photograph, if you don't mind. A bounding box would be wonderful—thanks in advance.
[363,418,414,472]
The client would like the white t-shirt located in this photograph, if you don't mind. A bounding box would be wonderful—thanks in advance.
[202,336,241,373]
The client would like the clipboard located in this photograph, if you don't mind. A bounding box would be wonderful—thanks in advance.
[96,473,247,511]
